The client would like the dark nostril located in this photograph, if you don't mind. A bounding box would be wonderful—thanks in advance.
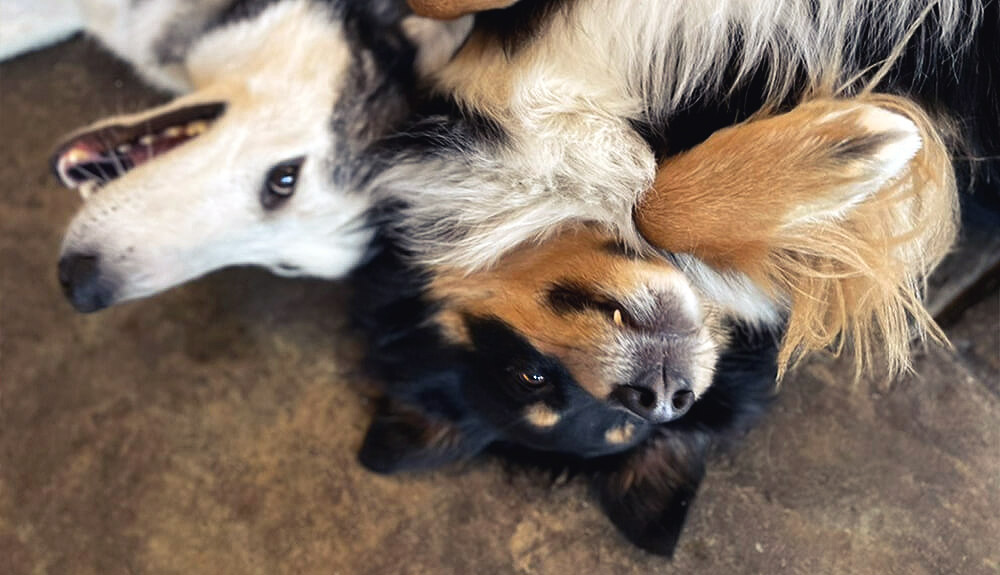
[636,386,656,408]
[612,384,658,418]
[671,389,694,412]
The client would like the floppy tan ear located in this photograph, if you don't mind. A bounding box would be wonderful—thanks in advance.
[407,0,519,19]
[635,96,957,378]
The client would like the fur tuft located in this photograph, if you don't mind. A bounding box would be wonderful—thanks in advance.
[636,95,958,379]
[774,94,957,378]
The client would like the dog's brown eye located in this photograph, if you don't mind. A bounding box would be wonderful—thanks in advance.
[261,157,304,210]
[519,372,547,388]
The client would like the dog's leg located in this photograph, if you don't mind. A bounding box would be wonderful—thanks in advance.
[635,96,958,377]
[0,0,83,61]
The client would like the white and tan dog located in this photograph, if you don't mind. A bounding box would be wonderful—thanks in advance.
[2,0,468,311]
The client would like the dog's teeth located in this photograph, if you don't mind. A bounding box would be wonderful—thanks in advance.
[163,126,184,138]
[115,144,132,154]
[185,121,208,136]
[78,180,97,200]
[139,134,156,146]
[63,148,90,165]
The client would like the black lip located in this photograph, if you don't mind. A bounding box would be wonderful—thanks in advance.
[50,101,227,187]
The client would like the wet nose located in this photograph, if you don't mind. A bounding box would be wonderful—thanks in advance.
[611,367,694,423]
[58,253,113,313]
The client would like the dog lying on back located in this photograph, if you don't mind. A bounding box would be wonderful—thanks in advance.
[352,95,956,554]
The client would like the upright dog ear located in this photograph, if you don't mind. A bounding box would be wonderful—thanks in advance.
[636,96,957,378]
[358,400,495,474]
[593,430,710,557]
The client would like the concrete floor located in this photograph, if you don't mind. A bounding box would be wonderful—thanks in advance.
[1,37,999,575]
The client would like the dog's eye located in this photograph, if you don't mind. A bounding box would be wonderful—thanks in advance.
[261,157,304,210]
[518,372,548,389]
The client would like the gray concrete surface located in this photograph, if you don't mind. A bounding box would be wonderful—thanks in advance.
[1,37,998,575]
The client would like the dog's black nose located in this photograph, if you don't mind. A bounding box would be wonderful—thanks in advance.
[58,253,113,313]
[612,368,694,423]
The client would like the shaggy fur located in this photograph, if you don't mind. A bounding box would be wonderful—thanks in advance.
[36,0,993,379]
[350,0,995,555]
[638,95,957,377]
[352,226,779,556]
[352,96,962,550]
[368,0,995,377]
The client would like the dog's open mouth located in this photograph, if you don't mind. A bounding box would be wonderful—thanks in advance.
[51,102,226,198]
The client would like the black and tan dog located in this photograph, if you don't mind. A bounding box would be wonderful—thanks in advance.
[353,95,964,554]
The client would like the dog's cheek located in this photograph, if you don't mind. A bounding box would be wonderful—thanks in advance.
[358,401,494,474]
[593,430,710,557]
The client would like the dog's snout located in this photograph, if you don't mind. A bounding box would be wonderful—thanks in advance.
[58,253,114,313]
[612,367,693,423]
[611,384,657,419]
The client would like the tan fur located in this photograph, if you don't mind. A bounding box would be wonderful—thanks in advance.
[407,0,518,20]
[636,96,956,378]
[605,423,637,446]
[429,227,725,401]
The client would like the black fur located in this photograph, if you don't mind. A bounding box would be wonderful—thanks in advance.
[365,95,509,178]
[350,0,998,557]
[473,0,575,55]
[330,1,425,187]
[639,0,1000,223]
[350,236,778,555]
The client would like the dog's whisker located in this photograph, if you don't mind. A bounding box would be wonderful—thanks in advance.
[97,133,128,180]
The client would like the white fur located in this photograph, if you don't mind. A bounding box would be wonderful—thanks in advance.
[60,1,370,303]
[375,0,975,315]
[45,0,469,308]
[786,105,924,227]
[18,0,976,313]
[666,254,785,325]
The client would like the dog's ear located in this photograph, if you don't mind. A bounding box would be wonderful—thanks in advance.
[636,96,956,377]
[358,400,494,474]
[593,430,710,557]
